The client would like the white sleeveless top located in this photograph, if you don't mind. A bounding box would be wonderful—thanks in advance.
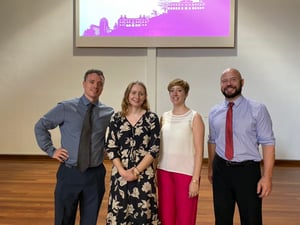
[158,109,197,176]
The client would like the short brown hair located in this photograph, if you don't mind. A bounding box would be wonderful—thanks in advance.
[84,69,104,82]
[167,78,190,94]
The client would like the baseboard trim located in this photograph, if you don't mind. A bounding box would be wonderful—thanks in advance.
[0,155,299,167]
[274,160,300,167]
[0,154,50,160]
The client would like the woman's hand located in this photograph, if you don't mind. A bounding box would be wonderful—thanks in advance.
[189,178,200,198]
[120,167,139,182]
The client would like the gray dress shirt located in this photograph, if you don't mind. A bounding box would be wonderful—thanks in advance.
[34,95,114,167]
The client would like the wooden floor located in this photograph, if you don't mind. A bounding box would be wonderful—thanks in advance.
[0,157,299,225]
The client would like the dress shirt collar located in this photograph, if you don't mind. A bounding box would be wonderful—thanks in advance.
[225,95,244,108]
[81,95,99,107]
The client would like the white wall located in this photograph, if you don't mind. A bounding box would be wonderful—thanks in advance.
[0,0,299,160]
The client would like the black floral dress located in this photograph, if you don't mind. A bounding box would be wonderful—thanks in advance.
[105,111,161,225]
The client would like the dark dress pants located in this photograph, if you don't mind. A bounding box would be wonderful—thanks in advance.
[54,163,106,225]
[212,155,262,225]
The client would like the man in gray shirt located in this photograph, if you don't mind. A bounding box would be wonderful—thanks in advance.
[34,69,114,225]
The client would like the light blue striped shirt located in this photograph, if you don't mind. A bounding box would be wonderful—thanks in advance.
[208,95,275,162]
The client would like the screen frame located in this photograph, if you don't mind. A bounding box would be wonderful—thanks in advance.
[75,0,236,48]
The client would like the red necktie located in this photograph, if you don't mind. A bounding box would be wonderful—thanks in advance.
[225,102,234,160]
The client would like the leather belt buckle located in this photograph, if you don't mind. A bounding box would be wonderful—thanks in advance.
[226,161,241,166]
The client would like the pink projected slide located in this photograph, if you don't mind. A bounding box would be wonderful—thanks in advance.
[80,0,231,37]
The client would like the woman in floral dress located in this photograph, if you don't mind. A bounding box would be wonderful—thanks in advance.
[105,81,161,225]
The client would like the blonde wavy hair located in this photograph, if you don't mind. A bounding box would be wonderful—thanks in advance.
[121,81,150,116]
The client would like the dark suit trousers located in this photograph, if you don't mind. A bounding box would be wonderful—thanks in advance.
[54,163,106,225]
[212,155,262,225]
